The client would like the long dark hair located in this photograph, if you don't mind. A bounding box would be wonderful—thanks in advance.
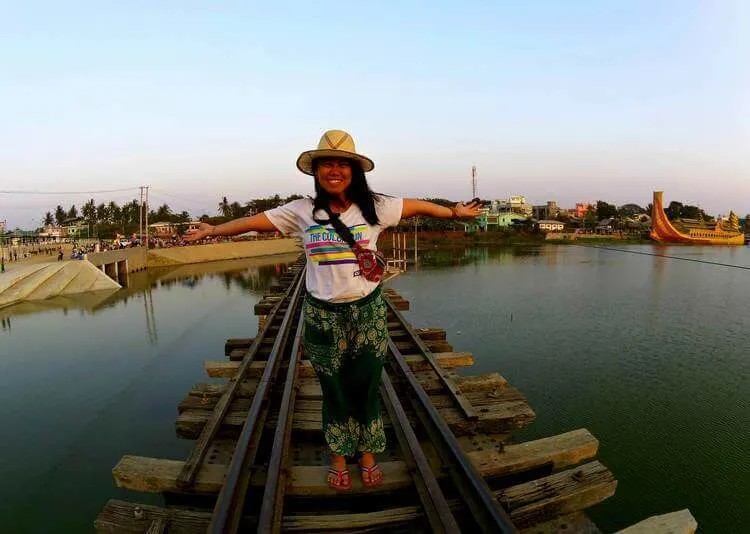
[312,159,380,225]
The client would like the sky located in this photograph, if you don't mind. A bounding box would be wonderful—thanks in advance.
[1,1,749,228]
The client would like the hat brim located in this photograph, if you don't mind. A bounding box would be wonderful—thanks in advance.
[296,149,375,176]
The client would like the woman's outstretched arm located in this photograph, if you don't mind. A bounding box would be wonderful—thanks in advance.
[183,213,278,242]
[401,199,482,220]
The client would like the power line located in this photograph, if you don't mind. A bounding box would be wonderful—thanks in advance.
[0,187,139,195]
[150,188,212,204]
[576,243,750,271]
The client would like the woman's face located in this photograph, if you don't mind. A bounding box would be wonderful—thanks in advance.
[315,157,352,197]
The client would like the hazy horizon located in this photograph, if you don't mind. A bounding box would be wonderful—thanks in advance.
[2,1,748,229]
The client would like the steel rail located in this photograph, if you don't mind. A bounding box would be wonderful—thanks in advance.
[385,298,476,420]
[380,370,461,533]
[257,288,306,533]
[387,337,518,534]
[209,268,306,534]
[177,264,304,489]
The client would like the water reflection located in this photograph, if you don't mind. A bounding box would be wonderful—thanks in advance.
[417,245,546,268]
[0,254,298,334]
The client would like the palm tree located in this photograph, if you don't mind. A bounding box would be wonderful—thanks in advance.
[82,199,96,225]
[96,203,109,224]
[219,196,231,217]
[230,201,244,218]
[155,203,172,222]
[54,205,66,226]
[108,202,121,226]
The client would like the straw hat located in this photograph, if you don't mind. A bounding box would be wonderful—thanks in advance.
[296,129,374,176]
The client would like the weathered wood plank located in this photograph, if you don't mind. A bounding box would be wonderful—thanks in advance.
[519,512,602,534]
[108,460,615,530]
[470,429,599,478]
[115,428,595,497]
[185,372,506,405]
[615,510,697,534]
[496,461,617,528]
[204,352,474,378]
[226,339,453,361]
[175,396,533,438]
[96,499,212,533]
[179,384,520,413]
[97,501,602,534]
[389,327,447,341]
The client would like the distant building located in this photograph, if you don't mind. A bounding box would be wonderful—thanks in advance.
[61,217,87,238]
[596,218,614,234]
[532,201,560,220]
[493,196,533,217]
[483,211,526,229]
[537,220,565,232]
[575,203,593,218]
[148,221,201,238]
[38,225,63,242]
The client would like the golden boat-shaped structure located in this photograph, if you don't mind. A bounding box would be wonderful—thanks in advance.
[650,191,744,245]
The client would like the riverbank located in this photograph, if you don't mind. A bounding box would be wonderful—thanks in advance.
[379,231,650,249]
[85,238,301,273]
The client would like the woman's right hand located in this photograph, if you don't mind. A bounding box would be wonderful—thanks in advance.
[184,223,215,242]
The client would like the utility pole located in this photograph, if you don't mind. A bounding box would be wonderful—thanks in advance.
[471,165,477,200]
[139,186,144,244]
[145,186,149,248]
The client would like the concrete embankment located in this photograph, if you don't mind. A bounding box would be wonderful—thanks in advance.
[0,261,121,309]
[1,239,299,309]
[86,238,300,273]
[146,239,300,267]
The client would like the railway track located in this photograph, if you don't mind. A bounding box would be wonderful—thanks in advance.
[99,258,620,533]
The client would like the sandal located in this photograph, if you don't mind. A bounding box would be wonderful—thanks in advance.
[327,467,351,491]
[358,462,384,487]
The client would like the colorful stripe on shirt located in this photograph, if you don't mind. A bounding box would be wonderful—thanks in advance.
[305,224,369,266]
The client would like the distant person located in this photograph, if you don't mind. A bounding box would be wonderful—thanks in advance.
[1,256,4,273]
[185,129,480,490]
[58,248,63,261]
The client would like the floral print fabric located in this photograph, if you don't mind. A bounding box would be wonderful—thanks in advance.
[303,287,388,456]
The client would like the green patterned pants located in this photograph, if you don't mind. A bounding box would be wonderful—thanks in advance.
[302,286,389,457]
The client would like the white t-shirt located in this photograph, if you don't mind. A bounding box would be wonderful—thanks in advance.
[265,196,403,302]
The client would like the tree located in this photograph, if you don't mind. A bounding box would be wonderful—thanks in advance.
[67,205,78,219]
[666,201,683,220]
[154,203,172,222]
[583,206,598,229]
[219,196,231,217]
[618,204,645,217]
[108,201,121,226]
[43,212,54,226]
[595,200,617,220]
[230,201,244,218]
[55,205,66,225]
[96,202,109,223]
[82,199,96,225]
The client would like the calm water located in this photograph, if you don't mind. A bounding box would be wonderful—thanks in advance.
[1,245,749,532]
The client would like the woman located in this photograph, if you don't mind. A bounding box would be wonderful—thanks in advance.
[185,130,480,490]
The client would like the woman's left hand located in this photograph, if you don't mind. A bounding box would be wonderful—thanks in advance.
[454,200,483,218]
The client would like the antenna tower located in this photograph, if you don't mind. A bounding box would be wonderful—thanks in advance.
[471,165,477,199]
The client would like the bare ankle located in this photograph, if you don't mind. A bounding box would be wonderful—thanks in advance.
[330,454,346,469]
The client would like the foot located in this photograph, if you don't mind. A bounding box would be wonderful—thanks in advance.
[358,452,384,487]
[327,455,351,491]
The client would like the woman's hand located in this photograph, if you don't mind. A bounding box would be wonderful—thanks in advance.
[453,200,483,218]
[183,223,215,242]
